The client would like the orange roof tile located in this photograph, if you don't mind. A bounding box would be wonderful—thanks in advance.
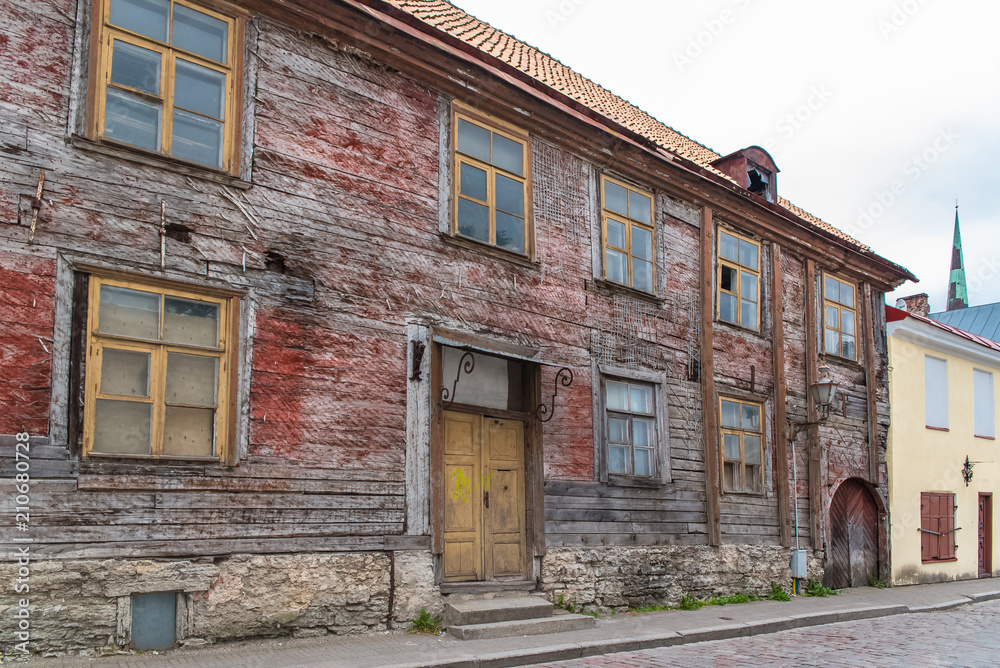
[385,0,868,250]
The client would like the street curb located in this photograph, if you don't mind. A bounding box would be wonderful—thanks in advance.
[394,596,999,667]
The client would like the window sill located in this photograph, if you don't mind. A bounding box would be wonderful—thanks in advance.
[925,425,950,432]
[921,558,958,564]
[592,278,661,304]
[71,136,251,190]
[722,490,767,498]
[606,474,662,489]
[439,234,539,270]
[823,354,864,370]
[715,318,765,339]
[86,452,226,464]
[975,434,996,440]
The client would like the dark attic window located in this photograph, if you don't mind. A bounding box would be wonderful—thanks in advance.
[747,164,773,203]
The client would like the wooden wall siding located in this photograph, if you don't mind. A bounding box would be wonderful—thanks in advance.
[0,0,894,563]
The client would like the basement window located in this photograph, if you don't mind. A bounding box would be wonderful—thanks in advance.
[131,592,176,650]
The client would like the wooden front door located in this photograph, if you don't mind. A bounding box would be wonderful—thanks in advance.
[442,410,526,582]
[825,479,879,589]
[980,494,993,578]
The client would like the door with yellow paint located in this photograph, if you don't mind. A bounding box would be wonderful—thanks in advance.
[443,411,526,582]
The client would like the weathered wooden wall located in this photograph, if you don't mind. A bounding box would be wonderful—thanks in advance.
[0,0,891,566]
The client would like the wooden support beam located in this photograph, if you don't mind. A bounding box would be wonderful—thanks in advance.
[700,206,721,546]
[862,283,880,485]
[804,259,823,551]
[771,244,791,547]
[430,341,444,555]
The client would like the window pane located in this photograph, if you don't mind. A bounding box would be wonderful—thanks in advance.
[166,353,219,406]
[93,399,152,454]
[745,465,761,493]
[633,259,653,293]
[172,3,229,64]
[723,433,740,460]
[172,109,223,168]
[164,297,219,347]
[495,173,524,216]
[111,41,161,95]
[604,181,627,216]
[840,282,855,308]
[459,162,487,201]
[826,305,839,330]
[608,417,629,444]
[163,406,215,457]
[632,226,652,261]
[609,446,628,474]
[744,435,761,464]
[607,219,626,249]
[634,448,652,476]
[105,88,162,151]
[741,272,757,302]
[719,293,737,324]
[741,299,757,330]
[100,349,150,397]
[457,198,489,242]
[495,212,525,254]
[825,328,840,355]
[174,60,225,119]
[492,134,524,176]
[100,285,160,339]
[720,232,739,262]
[606,381,628,411]
[629,385,652,414]
[628,190,651,224]
[739,240,758,270]
[741,404,760,431]
[720,265,736,292]
[456,119,490,162]
[842,311,855,335]
[724,461,737,492]
[633,418,652,447]
[606,249,627,284]
[842,335,856,360]
[824,275,839,303]
[109,0,169,41]
[720,400,740,428]
[925,356,949,429]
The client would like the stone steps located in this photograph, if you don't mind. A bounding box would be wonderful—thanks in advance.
[443,594,596,640]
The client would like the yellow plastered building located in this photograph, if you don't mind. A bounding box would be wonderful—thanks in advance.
[886,304,998,584]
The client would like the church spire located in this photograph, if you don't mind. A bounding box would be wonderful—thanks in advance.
[946,202,969,311]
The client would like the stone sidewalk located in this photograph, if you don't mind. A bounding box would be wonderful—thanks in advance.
[24,578,1000,668]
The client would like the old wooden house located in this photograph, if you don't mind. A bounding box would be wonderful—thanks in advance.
[0,0,916,654]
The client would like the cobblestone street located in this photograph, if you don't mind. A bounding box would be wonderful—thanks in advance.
[531,600,1000,668]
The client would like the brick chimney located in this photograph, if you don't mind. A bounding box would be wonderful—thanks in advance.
[898,293,930,317]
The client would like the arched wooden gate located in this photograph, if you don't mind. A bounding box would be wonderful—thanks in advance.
[825,478,879,589]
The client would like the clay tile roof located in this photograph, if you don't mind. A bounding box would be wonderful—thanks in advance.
[386,0,869,250]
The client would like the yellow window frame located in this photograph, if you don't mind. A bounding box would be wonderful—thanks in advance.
[719,396,764,494]
[600,175,656,293]
[83,274,239,462]
[88,0,244,175]
[451,107,532,256]
[823,274,858,361]
[716,228,761,331]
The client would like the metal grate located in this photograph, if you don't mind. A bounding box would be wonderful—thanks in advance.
[533,140,587,249]
[592,294,663,371]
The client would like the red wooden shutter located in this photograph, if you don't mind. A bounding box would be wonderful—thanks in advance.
[942,494,956,560]
[921,492,933,561]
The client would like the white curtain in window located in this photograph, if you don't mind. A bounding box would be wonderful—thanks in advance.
[924,356,948,429]
[974,369,994,437]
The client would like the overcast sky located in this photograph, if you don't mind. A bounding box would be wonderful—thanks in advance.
[450,0,1000,311]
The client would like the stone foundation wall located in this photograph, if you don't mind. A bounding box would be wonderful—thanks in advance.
[539,545,825,613]
[0,550,439,657]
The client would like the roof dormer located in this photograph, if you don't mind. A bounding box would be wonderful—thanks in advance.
[711,146,780,203]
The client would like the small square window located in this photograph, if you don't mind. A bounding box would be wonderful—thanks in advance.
[131,591,176,650]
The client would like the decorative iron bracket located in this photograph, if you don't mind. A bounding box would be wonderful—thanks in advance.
[962,455,974,487]
[536,367,573,423]
[440,351,475,408]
